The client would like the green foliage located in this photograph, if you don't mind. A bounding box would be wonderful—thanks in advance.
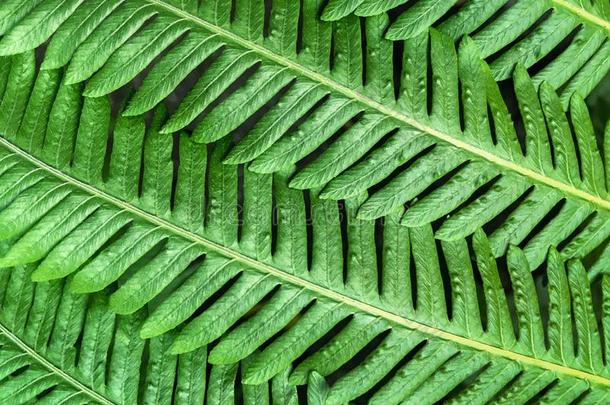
[0,0,608,403]
[1,139,610,401]
[1,0,606,270]
[321,0,610,106]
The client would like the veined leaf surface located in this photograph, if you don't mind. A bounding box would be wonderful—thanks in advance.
[0,0,608,403]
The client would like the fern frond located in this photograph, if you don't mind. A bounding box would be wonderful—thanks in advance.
[0,1,610,403]
[321,0,610,105]
[0,1,609,270]
[0,121,609,401]
[0,269,208,404]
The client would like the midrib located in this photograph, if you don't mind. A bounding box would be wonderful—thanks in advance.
[553,0,610,33]
[2,0,609,395]
[0,322,115,405]
[148,0,610,214]
[2,137,610,388]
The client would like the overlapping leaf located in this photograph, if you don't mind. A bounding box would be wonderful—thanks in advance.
[321,0,610,107]
[0,0,609,271]
[0,112,608,402]
[0,0,609,403]
[0,269,208,404]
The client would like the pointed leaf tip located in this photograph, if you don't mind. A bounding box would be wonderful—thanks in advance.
[168,342,186,355]
[139,325,157,340]
[513,63,531,83]
[471,227,490,247]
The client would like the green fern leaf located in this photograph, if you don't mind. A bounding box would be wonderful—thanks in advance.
[322,0,610,104]
[0,0,608,403]
[0,140,609,401]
